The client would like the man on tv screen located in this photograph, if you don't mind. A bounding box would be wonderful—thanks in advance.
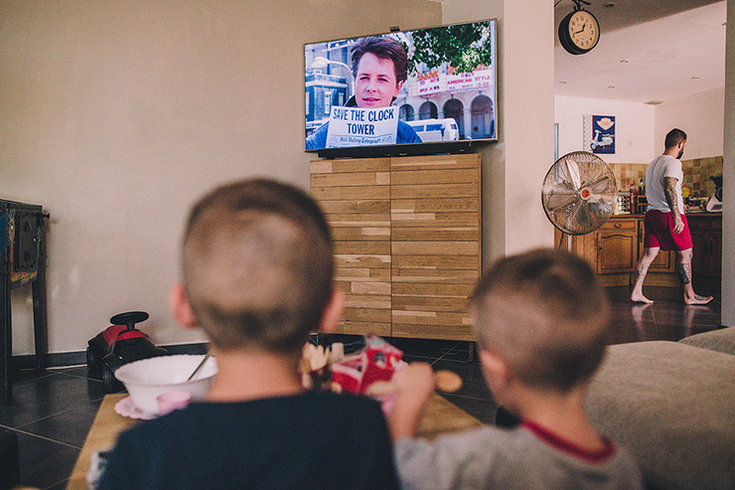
[306,37,422,150]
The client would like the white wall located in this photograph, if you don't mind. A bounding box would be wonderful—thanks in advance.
[555,96,656,163]
[1,0,442,354]
[443,0,555,264]
[655,87,725,159]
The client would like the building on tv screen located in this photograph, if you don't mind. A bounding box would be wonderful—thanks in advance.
[304,20,497,151]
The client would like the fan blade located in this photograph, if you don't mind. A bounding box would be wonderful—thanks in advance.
[587,174,612,195]
[572,201,594,230]
[564,159,582,189]
[546,191,578,211]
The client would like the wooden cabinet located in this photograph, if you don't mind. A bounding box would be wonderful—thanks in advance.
[689,214,722,277]
[311,154,481,341]
[596,218,637,274]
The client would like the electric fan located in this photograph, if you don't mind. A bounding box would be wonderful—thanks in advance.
[542,151,618,239]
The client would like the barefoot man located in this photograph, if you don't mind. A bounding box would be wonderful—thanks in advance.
[630,128,713,305]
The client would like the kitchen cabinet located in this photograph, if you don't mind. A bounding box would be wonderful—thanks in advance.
[310,154,481,341]
[555,214,721,290]
[597,218,637,274]
[689,214,722,277]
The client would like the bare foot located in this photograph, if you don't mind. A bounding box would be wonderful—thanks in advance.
[630,293,653,304]
[684,294,713,305]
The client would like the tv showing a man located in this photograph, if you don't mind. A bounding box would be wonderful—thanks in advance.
[306,37,422,150]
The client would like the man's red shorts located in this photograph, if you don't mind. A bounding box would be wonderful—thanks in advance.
[643,210,693,251]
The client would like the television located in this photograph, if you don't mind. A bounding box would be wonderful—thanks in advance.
[304,19,498,158]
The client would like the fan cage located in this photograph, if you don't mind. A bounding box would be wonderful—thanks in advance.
[542,151,618,236]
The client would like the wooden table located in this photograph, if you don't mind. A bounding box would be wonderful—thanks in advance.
[67,392,482,489]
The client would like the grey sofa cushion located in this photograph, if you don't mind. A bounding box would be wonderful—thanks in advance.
[678,327,735,356]
[587,341,735,490]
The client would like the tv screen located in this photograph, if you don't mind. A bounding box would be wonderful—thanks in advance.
[304,19,498,157]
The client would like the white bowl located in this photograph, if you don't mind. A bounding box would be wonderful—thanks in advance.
[114,354,217,416]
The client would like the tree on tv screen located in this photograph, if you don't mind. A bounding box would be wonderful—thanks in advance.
[402,21,494,75]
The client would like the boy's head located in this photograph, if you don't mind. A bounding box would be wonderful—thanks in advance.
[470,248,610,393]
[177,178,335,354]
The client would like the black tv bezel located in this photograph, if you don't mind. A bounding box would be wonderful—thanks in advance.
[304,19,498,159]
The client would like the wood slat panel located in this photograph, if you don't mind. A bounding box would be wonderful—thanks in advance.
[311,171,390,188]
[343,293,392,309]
[393,282,475,298]
[391,323,474,341]
[392,254,479,270]
[392,228,479,242]
[335,268,390,282]
[331,227,390,241]
[318,200,391,214]
[334,241,391,255]
[391,183,478,200]
[392,295,470,312]
[392,241,479,256]
[335,255,391,268]
[391,212,480,228]
[311,185,390,201]
[392,198,479,213]
[392,268,479,284]
[311,158,390,174]
[391,168,480,186]
[389,154,480,171]
[335,281,391,296]
[391,310,469,327]
[342,307,392,324]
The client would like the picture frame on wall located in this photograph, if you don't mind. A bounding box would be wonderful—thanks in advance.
[583,115,616,154]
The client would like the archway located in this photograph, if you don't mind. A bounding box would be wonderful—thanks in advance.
[470,95,495,139]
[443,98,465,139]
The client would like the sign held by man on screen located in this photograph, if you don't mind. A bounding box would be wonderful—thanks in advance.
[326,106,398,148]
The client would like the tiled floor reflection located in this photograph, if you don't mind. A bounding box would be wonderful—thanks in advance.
[0,288,724,489]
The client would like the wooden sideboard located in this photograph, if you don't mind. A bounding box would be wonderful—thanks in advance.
[310,154,481,341]
[555,213,722,290]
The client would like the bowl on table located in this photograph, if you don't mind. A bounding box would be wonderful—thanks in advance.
[114,354,218,416]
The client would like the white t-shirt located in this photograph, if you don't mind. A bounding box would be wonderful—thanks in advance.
[645,154,685,213]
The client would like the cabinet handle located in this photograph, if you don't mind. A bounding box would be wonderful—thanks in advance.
[614,223,622,228]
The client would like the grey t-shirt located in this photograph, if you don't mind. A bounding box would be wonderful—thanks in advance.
[395,422,644,490]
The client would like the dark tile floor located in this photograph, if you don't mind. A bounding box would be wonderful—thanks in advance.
[0,288,723,489]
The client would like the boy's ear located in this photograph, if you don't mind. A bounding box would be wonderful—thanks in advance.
[479,349,512,396]
[318,288,345,334]
[169,283,199,330]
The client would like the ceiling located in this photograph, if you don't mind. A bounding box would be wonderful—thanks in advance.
[554,0,727,104]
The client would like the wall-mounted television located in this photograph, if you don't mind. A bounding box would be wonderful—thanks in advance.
[304,19,498,158]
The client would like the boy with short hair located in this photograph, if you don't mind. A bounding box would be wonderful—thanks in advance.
[100,178,400,490]
[389,248,644,490]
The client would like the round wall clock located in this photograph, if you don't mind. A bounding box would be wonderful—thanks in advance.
[558,8,600,55]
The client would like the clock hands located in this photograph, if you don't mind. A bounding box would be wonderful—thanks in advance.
[574,23,587,35]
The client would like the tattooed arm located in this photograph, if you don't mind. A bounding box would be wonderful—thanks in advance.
[664,176,685,234]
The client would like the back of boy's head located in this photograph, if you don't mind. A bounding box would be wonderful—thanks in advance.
[181,178,334,354]
[470,248,610,392]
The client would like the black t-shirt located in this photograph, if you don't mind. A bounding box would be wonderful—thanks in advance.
[100,390,399,490]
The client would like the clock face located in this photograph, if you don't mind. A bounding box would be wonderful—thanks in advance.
[567,10,599,52]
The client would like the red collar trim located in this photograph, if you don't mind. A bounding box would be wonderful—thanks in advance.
[521,419,616,463]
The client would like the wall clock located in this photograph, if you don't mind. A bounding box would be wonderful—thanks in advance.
[558,3,600,55]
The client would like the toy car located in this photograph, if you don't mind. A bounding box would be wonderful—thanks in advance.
[87,311,169,393]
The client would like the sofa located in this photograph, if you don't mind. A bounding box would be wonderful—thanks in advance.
[587,327,735,490]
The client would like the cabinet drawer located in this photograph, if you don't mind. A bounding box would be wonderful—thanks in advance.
[601,219,637,231]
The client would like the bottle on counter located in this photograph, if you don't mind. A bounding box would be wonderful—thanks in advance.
[638,178,645,195]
